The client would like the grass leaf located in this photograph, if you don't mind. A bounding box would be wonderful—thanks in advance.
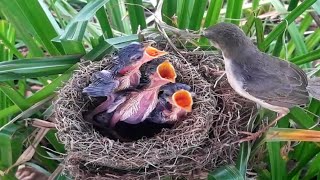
[235,142,251,178]
[267,141,287,180]
[126,0,147,33]
[0,55,82,81]
[208,165,244,180]
[262,0,317,51]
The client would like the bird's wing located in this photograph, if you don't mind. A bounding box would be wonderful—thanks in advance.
[237,54,309,108]
[141,93,160,121]
[117,92,143,121]
[83,70,119,97]
[107,94,127,113]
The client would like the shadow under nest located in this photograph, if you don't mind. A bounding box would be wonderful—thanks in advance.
[54,49,256,179]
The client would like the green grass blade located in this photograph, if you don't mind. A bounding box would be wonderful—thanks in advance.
[225,0,235,23]
[303,152,320,180]
[231,0,244,25]
[262,0,317,51]
[267,141,287,180]
[0,21,23,59]
[312,0,320,14]
[299,13,313,33]
[0,123,31,176]
[0,55,82,81]
[289,107,318,129]
[289,145,320,179]
[0,83,31,110]
[290,48,320,65]
[208,165,244,180]
[83,35,138,61]
[34,145,59,172]
[45,130,65,153]
[55,0,110,51]
[162,0,177,26]
[308,98,320,121]
[177,0,195,29]
[0,0,61,56]
[96,6,113,38]
[199,0,224,44]
[272,34,284,57]
[126,0,146,34]
[203,0,224,27]
[0,64,77,120]
[255,18,264,50]
[242,13,255,35]
[106,0,131,34]
[271,0,308,58]
[235,142,251,178]
[287,23,308,56]
[288,0,299,11]
[306,29,320,51]
[0,1,43,57]
[252,0,260,11]
[188,0,207,30]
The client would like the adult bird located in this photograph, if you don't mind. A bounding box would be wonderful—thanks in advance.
[109,60,177,127]
[202,22,309,142]
[83,42,168,97]
[146,83,193,124]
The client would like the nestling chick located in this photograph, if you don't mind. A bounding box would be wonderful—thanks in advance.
[83,42,167,97]
[83,43,167,121]
[109,60,177,127]
[146,83,193,124]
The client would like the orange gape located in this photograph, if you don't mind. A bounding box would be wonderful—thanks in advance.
[145,46,166,57]
[172,89,193,112]
[157,60,177,83]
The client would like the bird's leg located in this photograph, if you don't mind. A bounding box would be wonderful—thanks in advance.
[237,113,287,143]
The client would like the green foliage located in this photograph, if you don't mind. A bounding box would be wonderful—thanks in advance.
[0,0,319,179]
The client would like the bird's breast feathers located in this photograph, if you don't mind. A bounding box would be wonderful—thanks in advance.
[224,57,288,114]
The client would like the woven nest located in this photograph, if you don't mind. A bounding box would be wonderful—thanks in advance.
[54,50,255,179]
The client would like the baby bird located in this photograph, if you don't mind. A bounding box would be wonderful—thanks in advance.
[109,60,177,127]
[83,42,167,97]
[83,43,167,120]
[146,83,193,124]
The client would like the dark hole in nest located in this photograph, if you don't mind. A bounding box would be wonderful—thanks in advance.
[83,91,179,142]
[90,119,174,142]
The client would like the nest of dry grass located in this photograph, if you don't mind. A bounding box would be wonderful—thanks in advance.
[54,50,255,179]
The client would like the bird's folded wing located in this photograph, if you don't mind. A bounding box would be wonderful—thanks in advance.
[118,92,142,121]
[242,59,309,108]
[107,94,127,113]
[83,70,119,97]
[307,77,320,100]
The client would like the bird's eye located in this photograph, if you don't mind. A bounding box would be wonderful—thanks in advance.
[130,54,142,61]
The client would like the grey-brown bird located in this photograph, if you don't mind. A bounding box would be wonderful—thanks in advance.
[202,22,310,142]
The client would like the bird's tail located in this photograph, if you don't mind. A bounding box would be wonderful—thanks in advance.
[307,77,320,100]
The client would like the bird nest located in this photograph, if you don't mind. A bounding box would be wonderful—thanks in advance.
[54,51,255,179]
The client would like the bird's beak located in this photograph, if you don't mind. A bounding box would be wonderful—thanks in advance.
[157,60,176,83]
[172,89,193,112]
[144,46,168,59]
[201,29,208,37]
